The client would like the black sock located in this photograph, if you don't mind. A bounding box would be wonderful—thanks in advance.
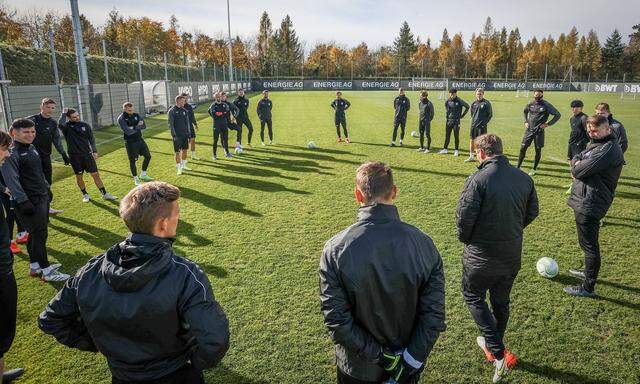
[99,187,107,195]
[80,188,87,195]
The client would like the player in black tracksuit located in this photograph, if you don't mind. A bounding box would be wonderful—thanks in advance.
[209,93,232,159]
[417,91,435,152]
[180,93,200,160]
[257,90,274,145]
[59,109,116,202]
[466,88,493,162]
[118,102,153,186]
[1,119,69,282]
[595,102,628,154]
[439,89,469,155]
[517,90,561,175]
[0,130,24,383]
[222,92,242,150]
[390,88,410,146]
[28,98,69,215]
[565,100,589,193]
[331,91,351,143]
[565,115,624,297]
[233,89,254,147]
[168,96,192,174]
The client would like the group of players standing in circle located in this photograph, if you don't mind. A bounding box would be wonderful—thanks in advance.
[166,89,274,174]
[328,87,628,177]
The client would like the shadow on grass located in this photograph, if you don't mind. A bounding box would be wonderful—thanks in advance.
[178,186,263,217]
[208,364,270,384]
[188,171,310,196]
[551,273,640,296]
[198,161,300,181]
[176,219,213,247]
[50,215,122,251]
[518,360,612,384]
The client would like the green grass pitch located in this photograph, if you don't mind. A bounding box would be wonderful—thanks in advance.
[5,90,640,383]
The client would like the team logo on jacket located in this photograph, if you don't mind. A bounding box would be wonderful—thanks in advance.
[539,107,544,112]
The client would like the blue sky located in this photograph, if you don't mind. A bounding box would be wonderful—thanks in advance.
[15,0,640,49]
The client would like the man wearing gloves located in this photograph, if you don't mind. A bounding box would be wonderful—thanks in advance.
[39,181,230,384]
[320,161,446,384]
[1,119,69,282]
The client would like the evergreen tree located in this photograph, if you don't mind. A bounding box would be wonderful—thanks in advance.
[601,29,625,79]
[392,21,417,77]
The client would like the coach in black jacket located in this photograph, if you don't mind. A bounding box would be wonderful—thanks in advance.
[456,133,538,382]
[320,161,445,384]
[39,182,230,383]
[565,115,624,297]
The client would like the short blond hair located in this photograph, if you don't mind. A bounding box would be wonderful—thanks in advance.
[356,161,394,205]
[119,182,180,234]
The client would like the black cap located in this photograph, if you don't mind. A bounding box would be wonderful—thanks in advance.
[570,100,584,108]
[449,88,457,94]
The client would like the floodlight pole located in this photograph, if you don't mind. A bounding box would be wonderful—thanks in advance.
[226,0,234,81]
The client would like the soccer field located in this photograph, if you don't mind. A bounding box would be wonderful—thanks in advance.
[5,90,640,383]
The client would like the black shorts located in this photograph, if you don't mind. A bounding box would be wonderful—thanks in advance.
[521,129,545,149]
[173,136,189,152]
[125,139,150,160]
[470,124,487,139]
[335,115,347,127]
[189,126,197,139]
[70,154,98,174]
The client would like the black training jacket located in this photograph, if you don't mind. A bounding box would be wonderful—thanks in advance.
[1,141,49,204]
[567,134,624,219]
[257,99,273,121]
[167,106,191,137]
[233,96,250,119]
[39,233,230,382]
[470,99,492,128]
[523,99,561,132]
[28,113,67,158]
[456,155,539,276]
[418,99,435,125]
[608,115,628,153]
[59,121,97,156]
[208,102,231,129]
[393,95,410,119]
[319,204,446,382]
[569,112,588,147]
[331,98,351,116]
[117,112,145,142]
[445,96,469,120]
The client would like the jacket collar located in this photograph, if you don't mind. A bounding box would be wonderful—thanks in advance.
[127,232,175,246]
[357,203,401,223]
[477,154,508,170]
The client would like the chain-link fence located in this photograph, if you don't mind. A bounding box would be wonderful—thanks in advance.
[0,38,252,131]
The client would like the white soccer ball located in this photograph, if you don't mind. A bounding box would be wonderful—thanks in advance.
[235,147,243,155]
[411,131,418,138]
[536,257,559,279]
[307,141,317,149]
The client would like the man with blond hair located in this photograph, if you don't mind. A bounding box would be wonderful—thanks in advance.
[39,181,230,383]
[320,161,446,384]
